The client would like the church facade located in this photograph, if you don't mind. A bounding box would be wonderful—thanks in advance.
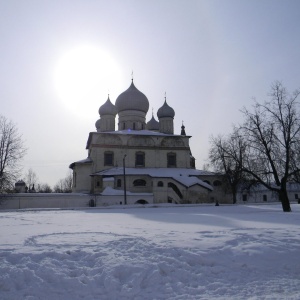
[70,80,230,205]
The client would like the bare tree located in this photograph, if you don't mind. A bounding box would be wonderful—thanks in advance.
[25,168,38,191]
[38,183,52,193]
[209,129,247,204]
[0,116,26,192]
[54,172,73,193]
[63,172,73,192]
[219,82,300,212]
[53,179,64,193]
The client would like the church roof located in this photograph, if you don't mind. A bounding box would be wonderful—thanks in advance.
[92,167,214,190]
[90,129,189,137]
[69,157,92,169]
[115,81,149,113]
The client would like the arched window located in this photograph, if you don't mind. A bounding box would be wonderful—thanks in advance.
[133,179,146,186]
[157,181,164,187]
[117,179,121,187]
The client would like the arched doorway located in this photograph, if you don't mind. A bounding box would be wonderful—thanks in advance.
[135,199,149,204]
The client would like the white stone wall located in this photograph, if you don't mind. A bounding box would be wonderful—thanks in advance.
[94,194,154,206]
[0,193,154,209]
[0,194,91,210]
[73,163,92,193]
[89,132,191,171]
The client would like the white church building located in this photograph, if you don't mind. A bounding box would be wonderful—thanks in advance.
[70,80,231,205]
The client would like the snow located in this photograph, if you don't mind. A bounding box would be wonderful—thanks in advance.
[95,167,214,190]
[0,203,299,300]
[101,186,152,196]
[95,167,214,177]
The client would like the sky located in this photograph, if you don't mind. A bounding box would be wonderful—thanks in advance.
[1,0,300,187]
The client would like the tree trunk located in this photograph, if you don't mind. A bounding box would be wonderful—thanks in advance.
[278,189,292,212]
[232,188,237,204]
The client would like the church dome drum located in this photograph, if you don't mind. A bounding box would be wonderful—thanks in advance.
[115,81,149,113]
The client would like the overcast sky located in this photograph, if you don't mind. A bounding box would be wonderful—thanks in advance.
[1,0,300,187]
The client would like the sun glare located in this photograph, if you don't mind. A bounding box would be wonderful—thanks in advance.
[54,45,124,118]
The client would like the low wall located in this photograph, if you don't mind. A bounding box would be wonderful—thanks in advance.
[0,193,154,210]
[0,193,91,210]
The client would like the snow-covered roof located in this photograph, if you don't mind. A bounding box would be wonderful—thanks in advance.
[69,157,92,169]
[93,167,214,190]
[91,129,189,137]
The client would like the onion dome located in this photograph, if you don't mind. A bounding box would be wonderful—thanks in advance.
[95,118,101,130]
[115,80,149,113]
[99,96,117,116]
[157,98,175,118]
[147,114,159,131]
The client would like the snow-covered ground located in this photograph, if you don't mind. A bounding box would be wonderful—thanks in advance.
[0,203,299,300]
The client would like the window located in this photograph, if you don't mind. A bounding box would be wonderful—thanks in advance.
[190,156,195,168]
[263,195,267,202]
[104,152,114,166]
[157,181,164,187]
[167,153,176,167]
[133,122,136,130]
[73,172,77,188]
[243,194,247,201]
[213,180,222,186]
[133,179,146,186]
[117,179,121,187]
[295,194,298,200]
[135,152,145,167]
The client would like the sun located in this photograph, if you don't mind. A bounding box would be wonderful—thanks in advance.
[54,45,124,118]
